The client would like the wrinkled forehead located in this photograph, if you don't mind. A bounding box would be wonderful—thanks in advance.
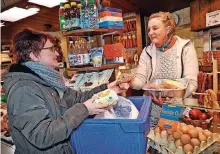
[148,17,164,28]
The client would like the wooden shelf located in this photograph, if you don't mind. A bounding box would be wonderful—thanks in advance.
[62,28,122,37]
[199,65,220,72]
[66,63,125,72]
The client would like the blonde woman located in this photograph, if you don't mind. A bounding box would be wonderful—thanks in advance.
[131,12,198,127]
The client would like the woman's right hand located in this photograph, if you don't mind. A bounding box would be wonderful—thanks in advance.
[83,97,109,115]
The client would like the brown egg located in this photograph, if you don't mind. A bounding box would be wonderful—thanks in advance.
[175,139,183,148]
[161,130,168,137]
[155,127,161,134]
[168,135,175,141]
[187,125,195,129]
[180,123,186,127]
[180,125,189,134]
[180,134,191,145]
[167,129,173,135]
[177,123,181,130]
[172,131,182,139]
[203,130,213,137]
[198,133,207,142]
[190,138,201,147]
[195,127,203,133]
[184,144,193,153]
[177,130,183,135]
[188,128,199,138]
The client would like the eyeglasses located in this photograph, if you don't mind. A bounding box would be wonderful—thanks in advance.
[41,45,59,52]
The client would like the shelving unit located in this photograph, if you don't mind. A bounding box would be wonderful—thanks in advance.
[66,63,124,72]
[197,59,220,133]
[62,26,125,84]
[63,28,122,37]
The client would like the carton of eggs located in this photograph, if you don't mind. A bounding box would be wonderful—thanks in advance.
[147,124,220,154]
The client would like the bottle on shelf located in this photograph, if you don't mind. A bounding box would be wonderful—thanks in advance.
[59,2,66,32]
[76,3,82,29]
[80,0,90,29]
[88,0,99,29]
[70,2,81,30]
[64,3,71,31]
[68,40,75,67]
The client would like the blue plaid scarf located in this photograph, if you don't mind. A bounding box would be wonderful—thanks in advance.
[23,61,67,98]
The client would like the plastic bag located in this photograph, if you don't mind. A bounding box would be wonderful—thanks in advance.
[94,96,139,119]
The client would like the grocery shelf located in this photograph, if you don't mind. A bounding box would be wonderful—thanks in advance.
[163,98,220,112]
[66,63,125,72]
[62,28,122,37]
[199,65,220,72]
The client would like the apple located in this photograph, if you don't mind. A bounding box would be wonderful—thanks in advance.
[189,109,202,120]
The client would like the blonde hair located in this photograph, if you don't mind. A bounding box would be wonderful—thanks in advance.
[149,12,176,36]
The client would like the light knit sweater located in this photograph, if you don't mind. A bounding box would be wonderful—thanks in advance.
[133,36,199,97]
[152,40,179,80]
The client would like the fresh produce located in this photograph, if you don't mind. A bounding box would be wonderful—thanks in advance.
[189,109,202,120]
[199,112,210,120]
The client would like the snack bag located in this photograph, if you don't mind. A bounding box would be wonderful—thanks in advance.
[90,47,103,67]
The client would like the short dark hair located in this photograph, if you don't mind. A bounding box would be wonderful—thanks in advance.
[11,28,56,63]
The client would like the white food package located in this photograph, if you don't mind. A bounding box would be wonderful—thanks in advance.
[94,96,139,119]
[93,89,118,105]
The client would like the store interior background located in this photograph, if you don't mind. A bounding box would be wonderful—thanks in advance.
[1,0,213,65]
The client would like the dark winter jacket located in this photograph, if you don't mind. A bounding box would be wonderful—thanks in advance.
[3,64,107,154]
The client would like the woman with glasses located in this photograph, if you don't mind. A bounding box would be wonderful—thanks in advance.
[3,28,129,154]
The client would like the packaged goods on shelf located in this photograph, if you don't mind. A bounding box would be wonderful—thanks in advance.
[98,7,122,13]
[80,0,99,29]
[98,7,123,29]
[98,11,122,18]
[90,47,103,67]
[66,69,113,91]
[103,43,125,64]
[99,21,124,29]
[99,16,123,23]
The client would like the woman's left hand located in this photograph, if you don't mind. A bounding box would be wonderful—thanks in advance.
[107,80,130,94]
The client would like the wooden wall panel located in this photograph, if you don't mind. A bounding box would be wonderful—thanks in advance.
[190,0,220,31]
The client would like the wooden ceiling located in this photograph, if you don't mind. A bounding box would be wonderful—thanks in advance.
[1,0,192,45]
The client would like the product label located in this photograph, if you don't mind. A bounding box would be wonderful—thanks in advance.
[158,104,182,131]
[71,18,80,28]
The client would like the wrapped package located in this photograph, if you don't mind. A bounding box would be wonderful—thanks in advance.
[93,89,118,105]
[94,96,139,119]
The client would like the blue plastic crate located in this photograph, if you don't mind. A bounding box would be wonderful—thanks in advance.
[70,96,152,154]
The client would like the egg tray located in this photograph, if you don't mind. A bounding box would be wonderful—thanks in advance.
[147,130,220,154]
